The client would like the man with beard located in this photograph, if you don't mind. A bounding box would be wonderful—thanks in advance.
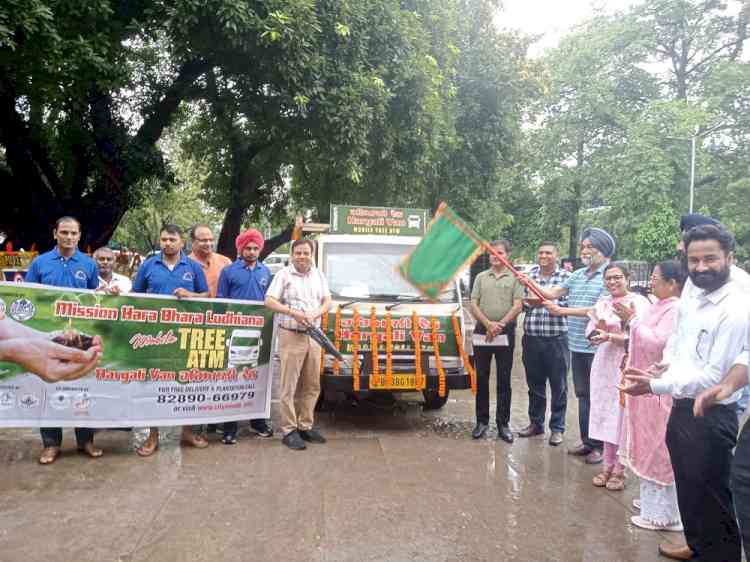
[24,216,102,464]
[216,228,273,444]
[132,224,210,456]
[526,227,615,464]
[622,224,748,562]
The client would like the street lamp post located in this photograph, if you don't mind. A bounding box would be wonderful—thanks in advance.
[666,122,723,214]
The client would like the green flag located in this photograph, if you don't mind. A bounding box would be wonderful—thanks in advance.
[398,202,484,300]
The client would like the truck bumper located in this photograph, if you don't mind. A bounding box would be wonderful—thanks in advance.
[320,368,471,393]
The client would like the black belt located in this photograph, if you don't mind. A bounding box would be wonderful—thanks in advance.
[280,326,308,334]
[673,398,695,409]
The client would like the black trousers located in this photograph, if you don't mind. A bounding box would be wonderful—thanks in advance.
[521,334,568,433]
[732,420,750,560]
[474,326,515,427]
[40,427,93,448]
[570,351,602,451]
[666,399,740,562]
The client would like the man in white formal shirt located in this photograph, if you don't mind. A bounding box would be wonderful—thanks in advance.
[622,224,749,562]
[94,247,132,295]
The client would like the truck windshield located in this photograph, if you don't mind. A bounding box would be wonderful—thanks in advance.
[323,242,457,302]
[231,337,257,347]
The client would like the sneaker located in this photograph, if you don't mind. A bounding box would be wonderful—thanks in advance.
[250,419,273,438]
[567,443,592,456]
[631,515,683,532]
[282,430,307,450]
[299,429,327,444]
[549,432,564,446]
[222,433,238,445]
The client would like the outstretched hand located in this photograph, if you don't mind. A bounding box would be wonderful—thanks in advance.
[0,335,103,383]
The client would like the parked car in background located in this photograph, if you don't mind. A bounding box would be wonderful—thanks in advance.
[265,253,289,275]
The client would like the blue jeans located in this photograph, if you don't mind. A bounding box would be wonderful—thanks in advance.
[40,427,93,448]
[570,351,601,451]
[522,334,568,433]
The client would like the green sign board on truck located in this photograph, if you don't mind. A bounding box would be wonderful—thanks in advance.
[330,205,428,236]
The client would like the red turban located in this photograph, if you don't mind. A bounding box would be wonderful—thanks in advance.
[235,229,264,253]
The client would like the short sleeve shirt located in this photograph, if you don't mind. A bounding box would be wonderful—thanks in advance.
[266,265,331,328]
[217,260,272,301]
[471,268,524,323]
[25,248,98,289]
[98,272,132,294]
[188,251,232,298]
[132,252,208,296]
[523,266,570,337]
[561,262,609,353]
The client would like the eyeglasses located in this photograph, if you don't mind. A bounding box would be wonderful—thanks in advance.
[604,275,625,282]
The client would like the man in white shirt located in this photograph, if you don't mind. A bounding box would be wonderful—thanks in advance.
[94,247,132,294]
[265,239,332,451]
[622,224,748,562]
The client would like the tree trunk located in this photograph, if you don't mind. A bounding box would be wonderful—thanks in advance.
[217,205,245,259]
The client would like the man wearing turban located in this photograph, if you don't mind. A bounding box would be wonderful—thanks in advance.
[524,227,615,465]
[216,228,274,443]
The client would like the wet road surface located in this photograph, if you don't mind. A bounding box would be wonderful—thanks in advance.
[0,350,686,562]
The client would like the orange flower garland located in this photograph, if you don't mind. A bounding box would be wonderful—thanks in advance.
[370,307,379,389]
[452,314,476,395]
[333,306,342,375]
[412,310,423,390]
[319,311,329,376]
[385,311,394,387]
[432,316,446,397]
[352,307,361,391]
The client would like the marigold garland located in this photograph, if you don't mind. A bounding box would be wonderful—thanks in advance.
[370,306,379,380]
[352,307,361,391]
[452,314,476,395]
[385,311,394,387]
[319,311,329,376]
[412,310,423,390]
[333,306,342,375]
[432,316,446,397]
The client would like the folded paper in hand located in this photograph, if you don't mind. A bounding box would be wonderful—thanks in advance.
[472,333,509,347]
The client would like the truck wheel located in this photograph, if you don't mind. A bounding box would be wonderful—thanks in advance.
[422,389,449,410]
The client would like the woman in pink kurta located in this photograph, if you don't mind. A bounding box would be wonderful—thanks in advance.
[619,260,685,531]
[587,263,649,491]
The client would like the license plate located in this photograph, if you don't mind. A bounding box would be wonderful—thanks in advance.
[369,374,417,390]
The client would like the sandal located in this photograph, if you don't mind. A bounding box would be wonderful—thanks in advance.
[592,470,612,487]
[39,446,60,465]
[78,442,103,458]
[606,472,626,491]
[136,438,159,457]
[181,433,209,449]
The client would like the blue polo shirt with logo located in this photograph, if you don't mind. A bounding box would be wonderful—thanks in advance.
[132,252,208,295]
[25,248,98,289]
[216,260,272,301]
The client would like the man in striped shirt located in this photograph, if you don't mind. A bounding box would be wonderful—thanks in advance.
[518,242,570,446]
[265,239,332,451]
[525,228,614,465]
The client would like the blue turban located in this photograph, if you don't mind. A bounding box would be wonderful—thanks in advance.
[581,227,616,258]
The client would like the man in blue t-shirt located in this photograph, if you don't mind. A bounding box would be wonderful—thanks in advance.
[25,216,101,465]
[215,228,273,444]
[131,224,209,457]
[525,227,614,465]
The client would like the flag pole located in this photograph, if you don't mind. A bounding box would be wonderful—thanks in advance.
[481,242,547,301]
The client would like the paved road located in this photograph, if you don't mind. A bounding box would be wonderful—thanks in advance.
[0,338,684,562]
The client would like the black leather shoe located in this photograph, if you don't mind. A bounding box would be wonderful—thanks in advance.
[517,423,544,438]
[282,430,307,450]
[299,429,327,444]
[498,425,514,443]
[472,423,488,439]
